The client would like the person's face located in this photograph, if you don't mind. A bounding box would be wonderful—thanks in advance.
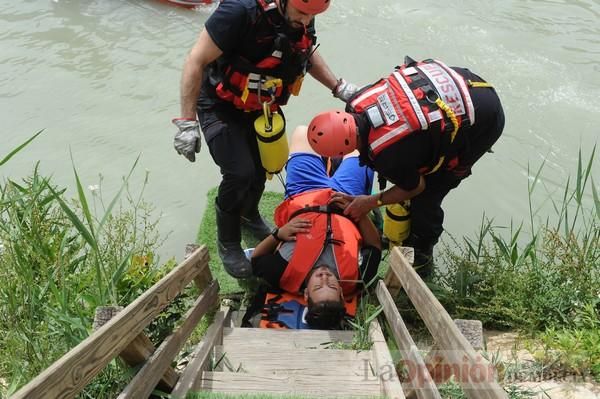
[284,3,315,30]
[304,265,342,303]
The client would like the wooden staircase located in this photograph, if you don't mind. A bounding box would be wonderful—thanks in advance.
[11,245,509,399]
[200,327,383,397]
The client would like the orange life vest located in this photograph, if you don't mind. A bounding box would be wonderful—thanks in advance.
[214,0,315,112]
[349,58,475,174]
[273,188,361,297]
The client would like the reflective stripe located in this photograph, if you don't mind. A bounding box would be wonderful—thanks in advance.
[350,84,388,108]
[369,123,409,153]
[392,72,428,130]
[435,60,475,125]
[402,66,418,76]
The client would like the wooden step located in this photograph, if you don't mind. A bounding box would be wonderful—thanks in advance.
[223,327,355,349]
[214,345,375,377]
[199,371,382,397]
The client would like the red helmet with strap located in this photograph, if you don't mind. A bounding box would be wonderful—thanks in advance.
[288,0,330,14]
[307,110,357,157]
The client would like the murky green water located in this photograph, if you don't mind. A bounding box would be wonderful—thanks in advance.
[1,0,598,261]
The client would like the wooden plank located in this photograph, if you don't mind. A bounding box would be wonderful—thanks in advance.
[92,307,178,392]
[369,320,406,399]
[384,247,413,297]
[11,246,210,399]
[198,371,381,397]
[170,309,228,399]
[118,280,219,399]
[186,243,213,291]
[406,320,483,398]
[213,346,373,376]
[376,281,441,399]
[223,327,355,348]
[387,248,508,399]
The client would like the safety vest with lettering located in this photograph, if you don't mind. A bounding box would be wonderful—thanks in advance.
[273,188,361,297]
[349,59,475,174]
[213,0,315,112]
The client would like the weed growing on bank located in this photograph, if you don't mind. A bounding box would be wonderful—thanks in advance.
[432,147,599,380]
[0,136,178,397]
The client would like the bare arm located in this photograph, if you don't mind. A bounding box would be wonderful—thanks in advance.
[329,176,427,220]
[356,214,382,250]
[251,218,312,259]
[180,29,223,119]
[307,49,338,91]
[377,177,426,206]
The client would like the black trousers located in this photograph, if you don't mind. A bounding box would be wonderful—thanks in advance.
[409,70,506,251]
[198,104,266,217]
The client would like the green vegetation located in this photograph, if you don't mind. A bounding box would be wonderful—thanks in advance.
[0,134,178,397]
[2,131,597,397]
[430,147,599,381]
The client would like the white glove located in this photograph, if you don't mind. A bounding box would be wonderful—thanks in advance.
[333,78,359,103]
[172,118,201,162]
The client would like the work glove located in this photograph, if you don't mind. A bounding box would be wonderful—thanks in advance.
[172,118,201,162]
[332,78,359,103]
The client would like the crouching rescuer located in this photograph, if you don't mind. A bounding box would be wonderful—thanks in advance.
[307,57,505,277]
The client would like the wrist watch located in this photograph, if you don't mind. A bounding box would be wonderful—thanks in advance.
[271,227,281,241]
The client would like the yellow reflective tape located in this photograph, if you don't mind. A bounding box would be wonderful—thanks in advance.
[468,80,493,88]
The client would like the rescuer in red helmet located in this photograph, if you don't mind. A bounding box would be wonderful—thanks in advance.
[172,0,358,278]
[307,57,505,277]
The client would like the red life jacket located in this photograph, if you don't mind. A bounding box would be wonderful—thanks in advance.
[349,58,475,174]
[214,0,315,112]
[273,188,361,297]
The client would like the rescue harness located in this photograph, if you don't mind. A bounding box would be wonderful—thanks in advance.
[349,56,494,175]
[214,0,316,112]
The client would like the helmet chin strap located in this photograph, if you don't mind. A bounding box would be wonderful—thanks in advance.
[278,0,288,14]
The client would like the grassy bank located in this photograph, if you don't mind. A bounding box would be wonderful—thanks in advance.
[430,148,599,383]
[1,132,596,397]
[0,135,182,397]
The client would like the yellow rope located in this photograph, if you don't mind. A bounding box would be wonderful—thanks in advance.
[434,98,459,143]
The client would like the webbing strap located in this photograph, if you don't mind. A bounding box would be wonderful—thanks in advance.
[468,80,494,89]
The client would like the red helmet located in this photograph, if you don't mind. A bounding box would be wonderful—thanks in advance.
[288,0,331,15]
[308,110,357,157]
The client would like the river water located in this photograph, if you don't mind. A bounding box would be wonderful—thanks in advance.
[1,0,598,262]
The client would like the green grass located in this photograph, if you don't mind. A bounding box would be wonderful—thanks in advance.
[196,187,283,295]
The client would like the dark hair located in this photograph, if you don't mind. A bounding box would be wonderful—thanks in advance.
[305,297,346,330]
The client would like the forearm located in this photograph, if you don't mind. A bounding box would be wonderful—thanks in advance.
[308,50,338,91]
[180,57,204,119]
[375,177,426,206]
[251,235,280,259]
[179,28,223,119]
[357,215,381,250]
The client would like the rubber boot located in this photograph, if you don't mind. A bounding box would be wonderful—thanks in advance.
[216,202,252,279]
[240,187,272,242]
[403,233,434,279]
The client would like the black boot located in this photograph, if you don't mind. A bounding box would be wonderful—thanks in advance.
[403,234,435,279]
[216,202,252,279]
[240,187,272,242]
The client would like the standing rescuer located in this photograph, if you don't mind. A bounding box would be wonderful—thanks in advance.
[172,0,358,278]
[307,57,505,277]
